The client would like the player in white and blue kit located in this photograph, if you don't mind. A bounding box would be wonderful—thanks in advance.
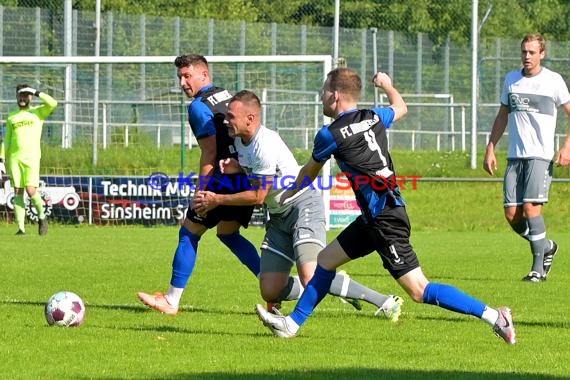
[484,34,570,282]
[255,68,516,344]
[193,90,404,319]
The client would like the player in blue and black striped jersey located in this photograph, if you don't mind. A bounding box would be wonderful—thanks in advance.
[255,67,516,344]
[138,55,260,314]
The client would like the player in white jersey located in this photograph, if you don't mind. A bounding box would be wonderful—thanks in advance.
[484,33,570,282]
[192,90,404,320]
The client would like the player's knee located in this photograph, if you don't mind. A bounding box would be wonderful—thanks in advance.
[259,277,287,302]
[183,218,206,235]
[503,207,521,225]
[297,273,313,287]
[504,214,516,225]
[408,289,425,303]
[259,286,280,303]
[398,268,428,303]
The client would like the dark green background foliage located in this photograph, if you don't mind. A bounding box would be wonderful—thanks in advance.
[5,0,570,45]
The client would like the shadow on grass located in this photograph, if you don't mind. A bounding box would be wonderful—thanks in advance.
[1,299,152,313]
[4,299,569,330]
[0,299,218,314]
[414,314,570,329]
[112,324,270,339]
[80,368,567,380]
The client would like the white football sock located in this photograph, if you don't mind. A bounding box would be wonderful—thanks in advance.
[481,307,499,326]
[166,286,184,307]
[285,316,300,334]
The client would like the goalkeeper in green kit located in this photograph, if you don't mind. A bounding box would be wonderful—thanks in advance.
[1,84,57,235]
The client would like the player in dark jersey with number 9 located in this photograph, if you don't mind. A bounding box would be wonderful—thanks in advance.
[255,67,517,345]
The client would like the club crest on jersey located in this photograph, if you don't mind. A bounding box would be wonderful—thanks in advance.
[339,115,379,139]
[207,90,232,106]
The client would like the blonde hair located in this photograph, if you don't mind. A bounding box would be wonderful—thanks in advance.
[521,34,546,53]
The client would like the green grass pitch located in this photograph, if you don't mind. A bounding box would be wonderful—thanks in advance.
[0,224,569,379]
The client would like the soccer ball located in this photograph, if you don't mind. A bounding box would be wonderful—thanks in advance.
[45,291,86,327]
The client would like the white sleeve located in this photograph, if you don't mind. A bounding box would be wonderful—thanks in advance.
[251,145,278,177]
[555,74,570,106]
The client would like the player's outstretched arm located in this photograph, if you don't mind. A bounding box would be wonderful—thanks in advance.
[372,72,407,122]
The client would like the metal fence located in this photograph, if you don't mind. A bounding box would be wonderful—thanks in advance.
[1,4,570,154]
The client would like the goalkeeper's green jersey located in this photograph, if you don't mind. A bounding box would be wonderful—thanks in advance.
[4,92,57,162]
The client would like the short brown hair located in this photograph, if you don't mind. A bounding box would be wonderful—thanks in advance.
[174,54,208,70]
[326,67,361,100]
[230,90,261,110]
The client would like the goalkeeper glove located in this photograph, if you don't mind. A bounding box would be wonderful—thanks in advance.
[18,87,40,96]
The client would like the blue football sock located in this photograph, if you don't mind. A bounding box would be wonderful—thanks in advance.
[170,226,200,288]
[422,282,486,318]
[290,265,336,326]
[217,232,260,276]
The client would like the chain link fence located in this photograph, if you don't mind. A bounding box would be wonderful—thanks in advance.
[1,2,570,156]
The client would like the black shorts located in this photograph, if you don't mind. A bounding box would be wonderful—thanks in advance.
[186,173,254,229]
[337,205,420,279]
[186,204,254,229]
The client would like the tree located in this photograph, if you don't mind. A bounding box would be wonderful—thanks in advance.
[7,0,570,43]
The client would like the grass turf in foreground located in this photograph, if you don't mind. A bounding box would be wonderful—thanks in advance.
[0,225,569,379]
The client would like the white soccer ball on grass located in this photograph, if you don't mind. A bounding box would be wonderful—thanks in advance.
[45,291,86,327]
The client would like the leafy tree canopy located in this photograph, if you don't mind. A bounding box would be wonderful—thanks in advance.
[4,0,570,44]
